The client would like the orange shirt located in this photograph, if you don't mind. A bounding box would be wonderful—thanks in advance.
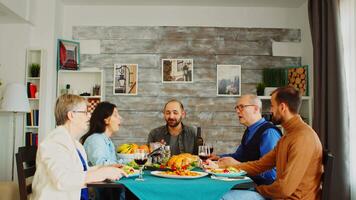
[237,115,323,199]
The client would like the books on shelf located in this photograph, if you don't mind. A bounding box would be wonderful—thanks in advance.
[26,109,39,126]
[25,132,38,147]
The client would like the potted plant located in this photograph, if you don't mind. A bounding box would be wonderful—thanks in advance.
[256,82,266,96]
[30,63,40,77]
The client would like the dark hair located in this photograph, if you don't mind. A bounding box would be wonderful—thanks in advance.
[80,102,117,144]
[163,99,185,112]
[271,86,301,114]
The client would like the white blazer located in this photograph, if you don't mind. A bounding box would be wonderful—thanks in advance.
[31,126,88,200]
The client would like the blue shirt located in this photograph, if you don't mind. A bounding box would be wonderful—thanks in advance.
[83,133,122,166]
[220,118,281,184]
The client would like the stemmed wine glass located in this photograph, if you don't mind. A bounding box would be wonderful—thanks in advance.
[206,143,214,156]
[134,149,148,181]
[198,145,210,166]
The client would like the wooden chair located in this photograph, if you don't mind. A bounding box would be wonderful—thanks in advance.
[16,146,37,200]
[321,149,334,200]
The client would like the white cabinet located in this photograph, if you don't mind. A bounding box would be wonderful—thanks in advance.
[259,96,313,125]
[57,69,104,112]
[24,49,44,146]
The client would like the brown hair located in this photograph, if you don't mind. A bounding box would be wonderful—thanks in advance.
[55,94,86,126]
[271,86,301,114]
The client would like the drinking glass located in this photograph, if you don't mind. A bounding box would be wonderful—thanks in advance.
[206,143,214,156]
[198,145,210,164]
[134,149,148,181]
[162,145,171,164]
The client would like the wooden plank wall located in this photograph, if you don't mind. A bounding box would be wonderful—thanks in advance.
[73,26,301,153]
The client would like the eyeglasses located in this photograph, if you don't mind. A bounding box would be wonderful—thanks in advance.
[72,110,90,115]
[234,104,256,111]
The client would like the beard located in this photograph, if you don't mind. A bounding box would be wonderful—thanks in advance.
[166,116,183,128]
[271,113,282,125]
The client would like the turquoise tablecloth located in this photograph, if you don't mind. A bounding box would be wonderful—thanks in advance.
[116,171,252,200]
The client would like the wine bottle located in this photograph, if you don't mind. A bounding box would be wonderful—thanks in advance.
[197,127,204,146]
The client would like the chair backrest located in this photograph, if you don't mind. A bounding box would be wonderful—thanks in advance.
[16,146,37,200]
[321,149,334,200]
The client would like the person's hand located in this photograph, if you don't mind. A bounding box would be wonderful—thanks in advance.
[159,139,166,145]
[109,163,124,168]
[208,153,220,161]
[100,166,127,181]
[217,157,240,168]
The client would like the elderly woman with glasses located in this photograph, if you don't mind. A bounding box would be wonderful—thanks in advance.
[31,94,126,200]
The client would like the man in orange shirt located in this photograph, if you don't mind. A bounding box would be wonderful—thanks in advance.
[219,86,323,200]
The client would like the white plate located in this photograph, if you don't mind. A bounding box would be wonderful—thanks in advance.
[205,169,247,178]
[150,171,208,179]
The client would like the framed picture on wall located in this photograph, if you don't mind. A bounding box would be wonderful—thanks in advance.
[162,59,193,83]
[57,39,80,70]
[113,64,138,95]
[217,65,241,96]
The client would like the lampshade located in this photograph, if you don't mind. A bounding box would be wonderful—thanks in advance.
[1,83,30,113]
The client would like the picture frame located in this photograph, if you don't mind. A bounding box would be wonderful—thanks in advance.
[162,59,193,83]
[287,65,309,96]
[217,65,241,96]
[57,39,80,70]
[113,64,138,95]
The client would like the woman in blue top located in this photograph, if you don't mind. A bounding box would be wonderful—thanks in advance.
[81,102,126,200]
[81,101,122,166]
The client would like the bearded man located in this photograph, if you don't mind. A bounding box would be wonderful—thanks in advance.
[147,99,198,155]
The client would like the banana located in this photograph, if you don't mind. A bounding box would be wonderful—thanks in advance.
[117,144,131,153]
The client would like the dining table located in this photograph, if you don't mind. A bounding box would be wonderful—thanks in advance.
[87,169,254,200]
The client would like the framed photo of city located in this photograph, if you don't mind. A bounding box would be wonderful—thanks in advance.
[162,59,193,83]
[217,65,241,96]
[113,64,138,95]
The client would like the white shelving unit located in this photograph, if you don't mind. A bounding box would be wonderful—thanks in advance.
[259,96,313,125]
[57,69,104,111]
[24,48,44,146]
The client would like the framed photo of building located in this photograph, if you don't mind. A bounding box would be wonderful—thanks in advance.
[217,65,241,96]
[162,59,193,83]
[57,39,80,70]
[113,64,138,95]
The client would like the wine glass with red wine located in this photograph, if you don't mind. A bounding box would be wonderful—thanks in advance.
[198,146,210,165]
[134,149,148,181]
[206,143,214,155]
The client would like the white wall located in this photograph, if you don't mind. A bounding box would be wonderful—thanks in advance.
[0,0,63,181]
[0,23,30,180]
[63,5,302,38]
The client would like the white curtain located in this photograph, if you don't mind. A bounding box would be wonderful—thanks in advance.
[340,0,356,198]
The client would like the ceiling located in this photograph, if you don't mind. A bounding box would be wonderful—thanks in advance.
[61,0,307,8]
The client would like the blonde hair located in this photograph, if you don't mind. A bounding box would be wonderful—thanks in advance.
[55,94,86,126]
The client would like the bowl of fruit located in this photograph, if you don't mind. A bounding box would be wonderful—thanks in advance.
[117,143,149,164]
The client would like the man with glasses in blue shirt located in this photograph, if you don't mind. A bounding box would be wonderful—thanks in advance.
[209,94,282,185]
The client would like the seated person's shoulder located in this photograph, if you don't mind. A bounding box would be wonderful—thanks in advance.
[84,133,104,145]
[184,125,197,136]
[149,125,166,134]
